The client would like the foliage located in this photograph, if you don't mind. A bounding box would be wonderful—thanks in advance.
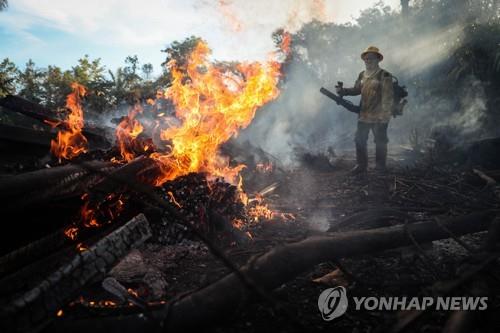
[157,36,204,86]
[0,53,168,113]
[17,59,45,103]
[0,58,18,97]
[0,0,8,11]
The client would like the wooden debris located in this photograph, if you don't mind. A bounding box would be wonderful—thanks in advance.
[312,268,349,287]
[48,211,496,333]
[472,168,497,186]
[0,214,152,333]
[0,161,114,210]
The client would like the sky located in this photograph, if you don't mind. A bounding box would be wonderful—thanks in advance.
[0,0,401,76]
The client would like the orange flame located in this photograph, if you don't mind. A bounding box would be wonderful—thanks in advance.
[127,288,140,298]
[81,200,100,227]
[64,226,79,240]
[248,204,295,222]
[116,104,145,162]
[78,193,126,230]
[167,191,182,208]
[232,218,245,229]
[150,40,282,186]
[280,32,292,56]
[50,82,88,161]
[76,242,88,252]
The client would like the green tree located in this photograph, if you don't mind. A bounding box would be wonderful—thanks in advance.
[40,65,73,108]
[72,55,106,86]
[0,58,18,97]
[142,63,153,80]
[70,55,115,112]
[123,55,141,85]
[157,36,203,87]
[17,59,44,103]
[108,67,127,105]
[0,0,8,11]
[161,36,202,68]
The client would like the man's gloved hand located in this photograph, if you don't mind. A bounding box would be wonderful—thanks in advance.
[335,81,346,96]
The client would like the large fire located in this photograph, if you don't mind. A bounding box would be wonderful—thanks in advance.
[50,82,88,161]
[149,40,282,185]
[55,39,290,238]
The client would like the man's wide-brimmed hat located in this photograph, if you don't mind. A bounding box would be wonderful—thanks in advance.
[361,46,383,61]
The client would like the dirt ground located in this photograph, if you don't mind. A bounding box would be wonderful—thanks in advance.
[59,150,500,332]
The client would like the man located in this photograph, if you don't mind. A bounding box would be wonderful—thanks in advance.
[336,46,394,174]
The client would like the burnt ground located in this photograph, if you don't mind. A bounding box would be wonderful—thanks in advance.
[56,149,500,333]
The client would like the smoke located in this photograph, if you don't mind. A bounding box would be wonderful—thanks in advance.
[83,103,129,143]
[446,75,488,135]
[215,0,332,34]
[217,0,244,32]
[388,24,464,75]
[282,0,331,32]
[238,60,346,165]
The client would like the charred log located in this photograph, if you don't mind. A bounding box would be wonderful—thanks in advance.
[0,160,114,209]
[0,228,69,278]
[88,156,160,201]
[0,214,152,333]
[0,161,117,254]
[0,123,55,148]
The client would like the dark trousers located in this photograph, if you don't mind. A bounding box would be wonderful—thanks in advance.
[354,121,389,169]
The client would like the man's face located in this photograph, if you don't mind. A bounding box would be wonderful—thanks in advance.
[363,53,380,70]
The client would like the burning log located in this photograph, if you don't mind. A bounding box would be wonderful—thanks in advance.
[88,156,160,200]
[48,211,496,333]
[0,161,118,256]
[0,214,152,333]
[72,160,250,246]
[0,94,111,149]
[153,173,250,245]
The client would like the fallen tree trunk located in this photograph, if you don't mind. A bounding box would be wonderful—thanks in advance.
[0,214,152,333]
[48,210,497,333]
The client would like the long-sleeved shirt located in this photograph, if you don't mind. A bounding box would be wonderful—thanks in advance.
[343,68,394,123]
